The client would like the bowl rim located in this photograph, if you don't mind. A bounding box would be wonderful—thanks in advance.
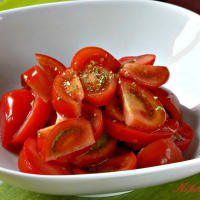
[0,0,200,179]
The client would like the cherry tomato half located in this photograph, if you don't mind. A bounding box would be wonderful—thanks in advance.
[137,138,184,168]
[82,103,103,140]
[0,89,34,150]
[119,63,169,88]
[119,78,166,131]
[21,65,51,102]
[11,95,51,145]
[37,118,95,162]
[88,152,137,173]
[151,87,182,121]
[35,54,66,81]
[118,54,156,65]
[71,47,121,73]
[18,136,71,175]
[52,69,84,118]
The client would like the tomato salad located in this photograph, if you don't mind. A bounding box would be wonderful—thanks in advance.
[0,47,194,175]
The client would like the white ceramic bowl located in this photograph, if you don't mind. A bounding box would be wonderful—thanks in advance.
[0,0,200,197]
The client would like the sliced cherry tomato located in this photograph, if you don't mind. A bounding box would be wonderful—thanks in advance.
[80,66,117,106]
[88,152,137,173]
[37,119,95,162]
[35,54,66,80]
[119,78,166,131]
[126,118,180,151]
[52,69,84,118]
[70,133,117,167]
[151,87,182,121]
[0,89,34,150]
[71,47,121,73]
[104,96,124,122]
[137,138,184,168]
[21,65,51,102]
[18,136,71,175]
[171,121,194,151]
[82,103,103,140]
[119,63,169,88]
[118,54,156,65]
[104,118,175,146]
[11,95,51,144]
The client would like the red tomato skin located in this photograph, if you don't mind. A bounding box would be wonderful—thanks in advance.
[11,95,51,144]
[104,118,174,146]
[0,89,34,149]
[18,136,71,175]
[73,168,88,174]
[82,103,103,140]
[37,119,95,162]
[52,70,84,118]
[151,87,182,121]
[88,152,137,173]
[118,54,156,65]
[119,78,166,131]
[119,63,169,88]
[35,54,66,80]
[71,136,117,167]
[71,46,121,73]
[21,65,51,102]
[137,138,184,168]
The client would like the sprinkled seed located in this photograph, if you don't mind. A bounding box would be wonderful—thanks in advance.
[93,113,97,117]
[57,97,62,101]
[153,96,158,99]
[112,120,117,123]
[124,71,129,76]
[105,54,108,58]
[118,79,121,84]
[131,82,136,86]
[74,62,78,66]
[30,100,34,107]
[100,57,104,62]
[90,60,96,65]
[54,67,58,71]
[155,106,163,111]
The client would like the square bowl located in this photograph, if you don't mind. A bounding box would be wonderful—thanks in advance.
[0,0,200,196]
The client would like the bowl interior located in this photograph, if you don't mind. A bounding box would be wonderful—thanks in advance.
[0,0,200,172]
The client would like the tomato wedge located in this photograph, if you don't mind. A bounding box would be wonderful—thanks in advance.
[82,103,103,140]
[104,118,175,146]
[35,54,66,80]
[0,89,34,150]
[21,65,51,102]
[52,69,84,118]
[171,121,194,151]
[119,78,166,131]
[80,66,117,106]
[88,152,137,173]
[137,138,184,168]
[11,95,51,144]
[71,47,121,73]
[37,119,95,162]
[72,168,88,174]
[119,63,169,88]
[104,96,124,122]
[118,54,156,65]
[70,133,117,167]
[18,136,71,175]
[151,87,182,121]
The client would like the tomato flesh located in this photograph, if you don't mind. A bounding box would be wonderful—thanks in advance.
[37,119,95,161]
[119,78,166,131]
[119,63,169,88]
[21,65,51,102]
[71,46,121,73]
[118,54,156,65]
[137,138,184,168]
[52,69,84,118]
[80,66,117,106]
